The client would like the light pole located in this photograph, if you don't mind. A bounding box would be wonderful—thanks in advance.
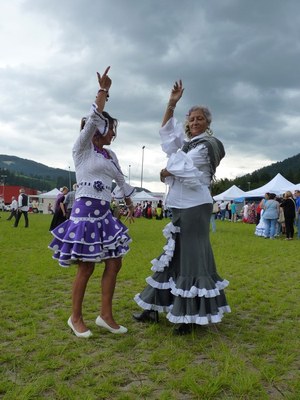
[141,146,145,189]
[68,166,71,190]
[247,181,251,191]
[128,164,131,184]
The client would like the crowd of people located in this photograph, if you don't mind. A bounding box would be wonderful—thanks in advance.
[255,190,300,240]
[212,192,300,240]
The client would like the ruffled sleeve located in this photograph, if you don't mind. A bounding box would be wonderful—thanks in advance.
[109,151,136,200]
[165,151,204,188]
[159,117,185,157]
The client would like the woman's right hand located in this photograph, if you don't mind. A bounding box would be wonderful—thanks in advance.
[169,80,184,104]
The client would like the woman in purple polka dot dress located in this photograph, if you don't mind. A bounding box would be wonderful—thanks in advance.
[49,67,135,338]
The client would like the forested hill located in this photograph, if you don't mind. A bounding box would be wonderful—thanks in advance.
[0,154,75,191]
[1,152,300,194]
[213,153,300,194]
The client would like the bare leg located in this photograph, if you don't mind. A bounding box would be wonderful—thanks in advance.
[71,262,95,332]
[100,257,122,328]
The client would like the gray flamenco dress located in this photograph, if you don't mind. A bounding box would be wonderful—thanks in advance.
[134,117,231,325]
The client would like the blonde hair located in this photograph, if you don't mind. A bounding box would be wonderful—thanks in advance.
[285,191,293,198]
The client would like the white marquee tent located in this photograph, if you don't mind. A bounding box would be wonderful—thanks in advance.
[132,190,159,203]
[243,173,297,198]
[213,185,246,201]
[36,188,60,213]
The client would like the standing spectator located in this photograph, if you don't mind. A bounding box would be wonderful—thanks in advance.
[14,188,29,228]
[49,187,68,230]
[247,202,256,224]
[210,201,219,232]
[64,183,77,219]
[7,196,18,221]
[48,203,54,214]
[280,191,296,240]
[295,190,300,239]
[226,201,232,220]
[133,79,230,335]
[155,200,163,220]
[242,202,249,223]
[255,193,269,237]
[263,193,279,239]
[230,201,237,223]
[219,201,227,220]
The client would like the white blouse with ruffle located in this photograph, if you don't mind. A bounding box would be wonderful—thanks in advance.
[73,105,134,203]
[160,117,213,209]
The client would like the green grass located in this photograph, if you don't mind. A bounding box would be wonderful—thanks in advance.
[0,212,299,399]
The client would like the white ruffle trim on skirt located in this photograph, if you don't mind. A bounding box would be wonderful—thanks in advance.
[167,305,231,325]
[133,294,172,313]
[170,278,230,298]
[150,222,180,272]
[144,276,229,298]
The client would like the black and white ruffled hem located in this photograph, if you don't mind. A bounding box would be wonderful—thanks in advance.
[150,222,179,272]
[145,276,229,298]
[134,294,171,313]
[167,306,231,325]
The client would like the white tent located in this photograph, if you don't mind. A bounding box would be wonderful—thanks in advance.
[37,188,60,213]
[243,173,296,197]
[132,190,159,203]
[213,185,246,201]
[38,188,61,198]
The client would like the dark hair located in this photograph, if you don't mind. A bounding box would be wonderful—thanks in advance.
[269,193,276,200]
[80,111,118,135]
[103,111,118,134]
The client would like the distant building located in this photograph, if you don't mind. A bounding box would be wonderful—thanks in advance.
[0,186,38,204]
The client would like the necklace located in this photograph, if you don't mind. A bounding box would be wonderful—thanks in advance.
[94,145,110,159]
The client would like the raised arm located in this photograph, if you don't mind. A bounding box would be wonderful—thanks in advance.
[161,80,184,127]
[95,66,112,113]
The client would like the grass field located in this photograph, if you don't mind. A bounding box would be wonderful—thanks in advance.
[0,212,299,399]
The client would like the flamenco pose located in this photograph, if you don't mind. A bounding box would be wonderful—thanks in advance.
[49,67,135,338]
[133,80,231,335]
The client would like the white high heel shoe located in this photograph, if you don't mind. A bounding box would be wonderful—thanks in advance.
[67,317,93,338]
[95,316,127,334]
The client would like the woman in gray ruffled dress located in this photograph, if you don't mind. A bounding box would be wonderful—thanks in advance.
[133,80,231,335]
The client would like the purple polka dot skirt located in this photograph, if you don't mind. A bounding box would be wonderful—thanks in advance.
[49,197,131,267]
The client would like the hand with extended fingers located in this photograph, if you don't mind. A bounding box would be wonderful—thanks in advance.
[97,66,112,92]
[169,79,184,105]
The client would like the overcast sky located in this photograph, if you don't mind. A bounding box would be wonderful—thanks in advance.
[1,0,300,192]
